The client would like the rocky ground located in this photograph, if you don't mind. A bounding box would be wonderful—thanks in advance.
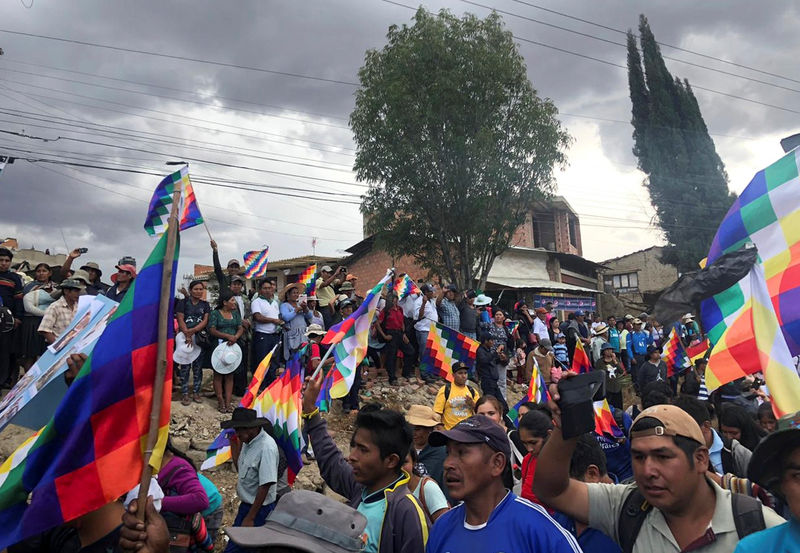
[0,367,528,549]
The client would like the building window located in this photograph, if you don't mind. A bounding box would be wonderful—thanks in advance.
[604,272,639,293]
[568,216,577,248]
[532,211,557,250]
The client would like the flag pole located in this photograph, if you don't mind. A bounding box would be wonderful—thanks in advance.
[203,221,213,242]
[135,185,181,520]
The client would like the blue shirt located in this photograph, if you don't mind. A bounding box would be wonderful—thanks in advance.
[596,408,633,482]
[626,330,651,358]
[734,518,800,553]
[709,428,724,474]
[552,511,621,553]
[608,328,620,352]
[426,492,582,553]
[553,343,569,363]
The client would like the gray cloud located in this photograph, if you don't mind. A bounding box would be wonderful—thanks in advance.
[0,0,797,274]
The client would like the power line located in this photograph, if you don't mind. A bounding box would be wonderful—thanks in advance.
[507,0,800,86]
[0,78,359,151]
[32,163,362,241]
[0,66,352,130]
[0,28,360,87]
[459,0,800,95]
[381,0,800,117]
[0,57,350,121]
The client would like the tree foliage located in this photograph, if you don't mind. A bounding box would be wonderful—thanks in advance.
[627,15,736,272]
[350,8,570,290]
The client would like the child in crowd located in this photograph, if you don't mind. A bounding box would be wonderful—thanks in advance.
[553,333,569,366]
[757,402,777,434]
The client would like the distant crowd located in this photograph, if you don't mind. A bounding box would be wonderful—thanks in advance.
[0,242,796,553]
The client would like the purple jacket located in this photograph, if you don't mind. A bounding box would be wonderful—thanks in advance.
[306,414,430,553]
[158,456,210,515]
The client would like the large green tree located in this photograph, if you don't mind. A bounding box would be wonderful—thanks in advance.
[350,8,570,290]
[627,15,736,272]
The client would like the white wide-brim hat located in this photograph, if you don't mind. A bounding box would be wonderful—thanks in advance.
[474,294,493,306]
[211,342,242,374]
[173,332,201,365]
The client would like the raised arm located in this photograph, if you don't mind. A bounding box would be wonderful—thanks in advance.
[533,382,591,525]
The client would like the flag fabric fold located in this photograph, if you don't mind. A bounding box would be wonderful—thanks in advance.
[201,344,277,471]
[297,264,317,296]
[509,357,549,424]
[254,346,306,484]
[571,339,592,374]
[686,338,710,363]
[701,149,800,391]
[320,273,391,400]
[0,231,178,549]
[242,248,269,280]
[144,166,203,236]
[661,325,691,377]
[593,399,624,439]
[393,274,420,301]
[420,323,479,382]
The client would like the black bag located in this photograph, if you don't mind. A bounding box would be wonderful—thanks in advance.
[161,511,193,553]
[194,328,213,349]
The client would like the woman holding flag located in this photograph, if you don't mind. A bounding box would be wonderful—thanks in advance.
[279,283,312,361]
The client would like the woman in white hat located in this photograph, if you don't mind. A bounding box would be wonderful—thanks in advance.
[590,322,609,365]
[18,263,57,371]
[279,282,312,361]
[208,290,244,413]
[176,280,210,406]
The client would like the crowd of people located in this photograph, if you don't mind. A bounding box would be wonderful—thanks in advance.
[0,242,798,553]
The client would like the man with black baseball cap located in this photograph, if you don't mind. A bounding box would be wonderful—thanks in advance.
[734,411,800,552]
[425,416,581,553]
[536,401,783,553]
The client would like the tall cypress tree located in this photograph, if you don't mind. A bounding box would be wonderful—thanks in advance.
[627,15,736,272]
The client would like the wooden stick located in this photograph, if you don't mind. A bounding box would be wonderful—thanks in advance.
[203,221,213,242]
[136,187,182,520]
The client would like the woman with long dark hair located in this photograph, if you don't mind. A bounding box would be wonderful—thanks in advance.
[18,263,57,372]
[719,404,766,451]
[176,280,210,405]
[209,290,244,412]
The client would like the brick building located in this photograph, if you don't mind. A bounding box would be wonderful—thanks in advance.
[343,196,603,312]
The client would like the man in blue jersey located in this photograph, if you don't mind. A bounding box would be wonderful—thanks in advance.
[626,318,651,391]
[425,415,581,553]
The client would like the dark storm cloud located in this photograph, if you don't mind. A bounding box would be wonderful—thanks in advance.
[1,0,798,271]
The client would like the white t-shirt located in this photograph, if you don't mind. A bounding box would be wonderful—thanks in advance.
[400,293,421,318]
[414,298,438,332]
[533,317,549,342]
[250,296,281,334]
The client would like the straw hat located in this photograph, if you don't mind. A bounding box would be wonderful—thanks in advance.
[80,261,102,277]
[211,342,242,374]
[592,323,609,335]
[305,324,325,338]
[280,282,305,301]
[173,332,202,365]
[406,405,441,428]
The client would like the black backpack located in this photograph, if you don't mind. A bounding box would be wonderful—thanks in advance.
[618,487,766,553]
[444,382,478,402]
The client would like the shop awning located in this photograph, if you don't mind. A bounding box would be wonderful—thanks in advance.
[485,276,601,294]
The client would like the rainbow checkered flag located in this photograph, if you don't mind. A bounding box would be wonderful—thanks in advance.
[593,399,624,439]
[701,148,800,411]
[420,322,479,382]
[509,357,549,424]
[0,231,178,548]
[393,274,420,301]
[298,264,317,295]
[242,248,270,280]
[201,344,276,470]
[661,325,690,377]
[144,166,203,236]
[320,272,392,401]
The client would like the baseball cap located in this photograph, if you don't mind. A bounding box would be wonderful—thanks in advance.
[748,411,800,499]
[574,310,585,317]
[630,404,705,445]
[346,273,357,281]
[452,361,469,373]
[535,307,548,315]
[445,283,457,292]
[320,265,334,273]
[429,415,511,459]
[600,342,614,351]
[227,258,240,268]
[58,278,85,291]
[465,289,478,299]
[420,283,434,293]
[231,275,245,283]
[538,338,553,352]
[225,490,367,553]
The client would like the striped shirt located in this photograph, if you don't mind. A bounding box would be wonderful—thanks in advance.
[699,374,709,401]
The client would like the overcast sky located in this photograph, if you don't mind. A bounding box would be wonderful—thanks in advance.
[0,0,797,285]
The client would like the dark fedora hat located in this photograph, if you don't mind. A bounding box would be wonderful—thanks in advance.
[221,407,268,429]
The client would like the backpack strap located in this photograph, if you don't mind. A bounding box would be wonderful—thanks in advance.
[731,492,766,539]
[618,487,651,553]
[444,382,452,402]
[466,385,477,400]
[417,476,434,516]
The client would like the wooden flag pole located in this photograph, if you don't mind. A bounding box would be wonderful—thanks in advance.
[136,185,182,520]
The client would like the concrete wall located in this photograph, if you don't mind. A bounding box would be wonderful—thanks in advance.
[602,247,677,294]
